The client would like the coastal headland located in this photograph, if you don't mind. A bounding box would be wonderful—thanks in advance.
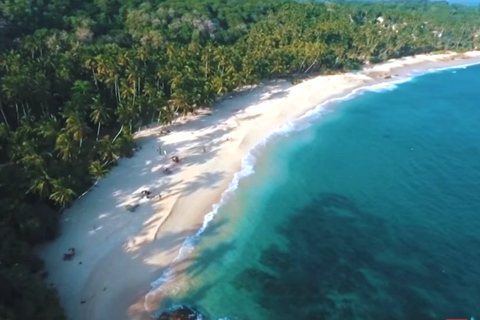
[37,51,480,320]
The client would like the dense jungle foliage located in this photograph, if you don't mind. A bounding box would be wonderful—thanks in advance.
[0,0,479,318]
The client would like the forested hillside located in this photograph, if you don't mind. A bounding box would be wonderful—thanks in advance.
[1,0,479,318]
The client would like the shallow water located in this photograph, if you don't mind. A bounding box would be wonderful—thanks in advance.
[164,65,480,320]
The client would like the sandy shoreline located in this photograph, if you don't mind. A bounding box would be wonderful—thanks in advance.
[37,51,480,320]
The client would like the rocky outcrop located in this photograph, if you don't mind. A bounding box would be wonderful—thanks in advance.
[156,306,205,320]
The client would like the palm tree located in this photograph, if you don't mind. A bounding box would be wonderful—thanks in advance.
[211,74,227,95]
[35,116,59,141]
[55,132,75,161]
[19,148,45,169]
[22,34,40,59]
[169,91,193,116]
[116,101,136,132]
[0,98,11,129]
[71,80,91,105]
[28,171,52,198]
[11,118,35,148]
[49,178,76,206]
[97,135,120,164]
[84,53,98,87]
[90,97,111,140]
[65,112,89,148]
[89,160,108,178]
[1,75,22,125]
[157,105,175,124]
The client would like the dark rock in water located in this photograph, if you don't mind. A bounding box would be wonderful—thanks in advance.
[156,306,204,320]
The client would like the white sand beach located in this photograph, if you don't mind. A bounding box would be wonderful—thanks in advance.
[37,51,480,320]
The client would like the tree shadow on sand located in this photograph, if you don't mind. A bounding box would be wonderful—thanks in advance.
[161,81,291,133]
[157,125,235,167]
[182,171,225,196]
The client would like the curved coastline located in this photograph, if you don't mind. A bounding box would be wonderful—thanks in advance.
[36,51,480,320]
[146,53,480,316]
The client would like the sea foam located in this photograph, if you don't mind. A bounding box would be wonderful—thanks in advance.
[428,60,480,73]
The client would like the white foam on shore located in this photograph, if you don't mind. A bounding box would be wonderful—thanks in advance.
[145,61,480,317]
[427,60,480,73]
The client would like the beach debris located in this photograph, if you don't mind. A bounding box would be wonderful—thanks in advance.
[160,128,171,135]
[171,156,180,163]
[163,167,173,175]
[62,247,75,261]
[140,190,152,198]
[156,306,205,320]
[125,203,139,212]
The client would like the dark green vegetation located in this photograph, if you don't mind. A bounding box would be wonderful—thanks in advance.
[0,0,479,318]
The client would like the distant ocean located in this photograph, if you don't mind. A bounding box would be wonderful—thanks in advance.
[313,0,480,6]
[158,64,480,319]
[441,0,478,4]
[439,0,478,4]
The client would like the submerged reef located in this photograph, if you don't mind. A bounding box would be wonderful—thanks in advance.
[156,305,205,320]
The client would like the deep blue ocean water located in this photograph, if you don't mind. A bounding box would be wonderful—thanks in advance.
[163,64,480,320]
[334,0,480,5]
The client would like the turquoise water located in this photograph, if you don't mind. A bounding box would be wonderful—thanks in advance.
[166,65,480,319]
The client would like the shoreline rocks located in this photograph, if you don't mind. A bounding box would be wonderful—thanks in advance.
[156,306,205,320]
